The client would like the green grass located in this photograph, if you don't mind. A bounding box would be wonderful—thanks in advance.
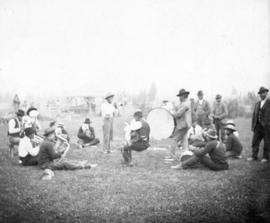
[0,116,270,223]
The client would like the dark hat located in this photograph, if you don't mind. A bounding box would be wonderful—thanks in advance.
[176,89,190,97]
[24,127,35,137]
[205,129,218,139]
[216,94,222,99]
[258,86,269,94]
[197,90,203,96]
[84,118,91,124]
[134,110,143,118]
[26,107,37,116]
[43,127,55,137]
[105,93,114,100]
[16,109,25,117]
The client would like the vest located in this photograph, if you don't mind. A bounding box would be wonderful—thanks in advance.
[8,118,21,137]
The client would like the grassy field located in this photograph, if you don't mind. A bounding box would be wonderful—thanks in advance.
[0,113,270,223]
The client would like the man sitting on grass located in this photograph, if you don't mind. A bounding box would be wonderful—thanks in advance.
[38,127,96,170]
[224,124,243,159]
[77,118,100,148]
[121,110,150,166]
[18,127,40,166]
[171,129,228,171]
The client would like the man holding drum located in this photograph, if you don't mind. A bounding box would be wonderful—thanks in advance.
[165,89,192,161]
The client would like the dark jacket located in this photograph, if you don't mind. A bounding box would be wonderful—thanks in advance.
[38,139,62,167]
[225,133,243,156]
[252,98,270,131]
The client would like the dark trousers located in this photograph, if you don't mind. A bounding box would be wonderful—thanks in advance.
[20,155,38,166]
[252,123,270,160]
[40,159,86,170]
[122,141,150,163]
[214,120,225,142]
[182,155,228,171]
[78,137,100,146]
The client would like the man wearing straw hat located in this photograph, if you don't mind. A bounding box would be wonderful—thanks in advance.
[101,93,116,153]
[172,129,228,171]
[224,124,243,159]
[248,86,270,162]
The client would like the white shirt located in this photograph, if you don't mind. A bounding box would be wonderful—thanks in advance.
[260,98,267,108]
[198,99,203,105]
[187,124,203,140]
[18,136,39,157]
[8,118,21,134]
[101,101,115,118]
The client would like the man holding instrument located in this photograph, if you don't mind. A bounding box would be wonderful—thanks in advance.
[38,127,96,170]
[122,110,150,166]
[165,89,191,162]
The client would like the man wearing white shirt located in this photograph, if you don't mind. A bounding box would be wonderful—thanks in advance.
[101,93,115,153]
[18,127,40,166]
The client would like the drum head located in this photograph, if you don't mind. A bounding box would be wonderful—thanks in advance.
[147,107,175,140]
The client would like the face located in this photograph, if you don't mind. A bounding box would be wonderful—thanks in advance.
[29,133,35,139]
[134,115,141,121]
[198,95,203,100]
[18,115,23,121]
[216,98,221,103]
[192,122,197,127]
[259,91,268,100]
[107,97,113,103]
[48,132,56,140]
[225,129,231,135]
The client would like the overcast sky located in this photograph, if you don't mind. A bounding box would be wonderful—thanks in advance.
[0,0,269,100]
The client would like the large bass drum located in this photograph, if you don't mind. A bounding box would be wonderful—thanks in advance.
[146,107,175,140]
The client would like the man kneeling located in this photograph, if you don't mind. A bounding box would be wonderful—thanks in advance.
[172,129,228,171]
[38,127,96,170]
[122,110,150,166]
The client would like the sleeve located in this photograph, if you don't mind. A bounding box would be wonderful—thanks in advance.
[47,143,62,160]
[225,135,232,152]
[8,119,20,134]
[174,104,188,118]
[77,127,85,138]
[193,141,215,157]
[219,104,228,119]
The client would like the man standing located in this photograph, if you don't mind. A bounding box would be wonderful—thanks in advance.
[101,93,115,153]
[194,90,211,128]
[8,109,25,158]
[165,89,191,162]
[248,87,270,162]
[212,94,228,142]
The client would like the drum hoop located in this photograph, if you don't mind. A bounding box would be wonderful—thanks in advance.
[147,107,176,139]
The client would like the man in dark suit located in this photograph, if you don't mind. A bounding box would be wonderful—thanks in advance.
[248,86,270,162]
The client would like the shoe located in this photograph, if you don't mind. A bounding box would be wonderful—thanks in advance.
[171,163,183,170]
[164,158,174,162]
[247,157,256,161]
[261,158,268,163]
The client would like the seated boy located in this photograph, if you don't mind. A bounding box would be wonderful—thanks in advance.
[77,118,100,148]
[171,129,228,171]
[187,119,203,144]
[224,124,243,159]
[121,110,150,166]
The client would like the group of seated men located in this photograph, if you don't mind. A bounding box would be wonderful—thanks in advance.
[8,108,97,173]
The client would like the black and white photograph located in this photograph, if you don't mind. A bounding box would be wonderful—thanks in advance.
[0,0,270,222]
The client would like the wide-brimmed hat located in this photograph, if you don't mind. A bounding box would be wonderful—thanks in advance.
[84,118,91,124]
[204,129,218,139]
[176,89,190,97]
[43,127,55,137]
[24,127,35,136]
[16,109,25,117]
[215,94,222,99]
[258,86,269,94]
[225,124,236,132]
[226,119,235,126]
[197,90,203,96]
[104,93,114,100]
